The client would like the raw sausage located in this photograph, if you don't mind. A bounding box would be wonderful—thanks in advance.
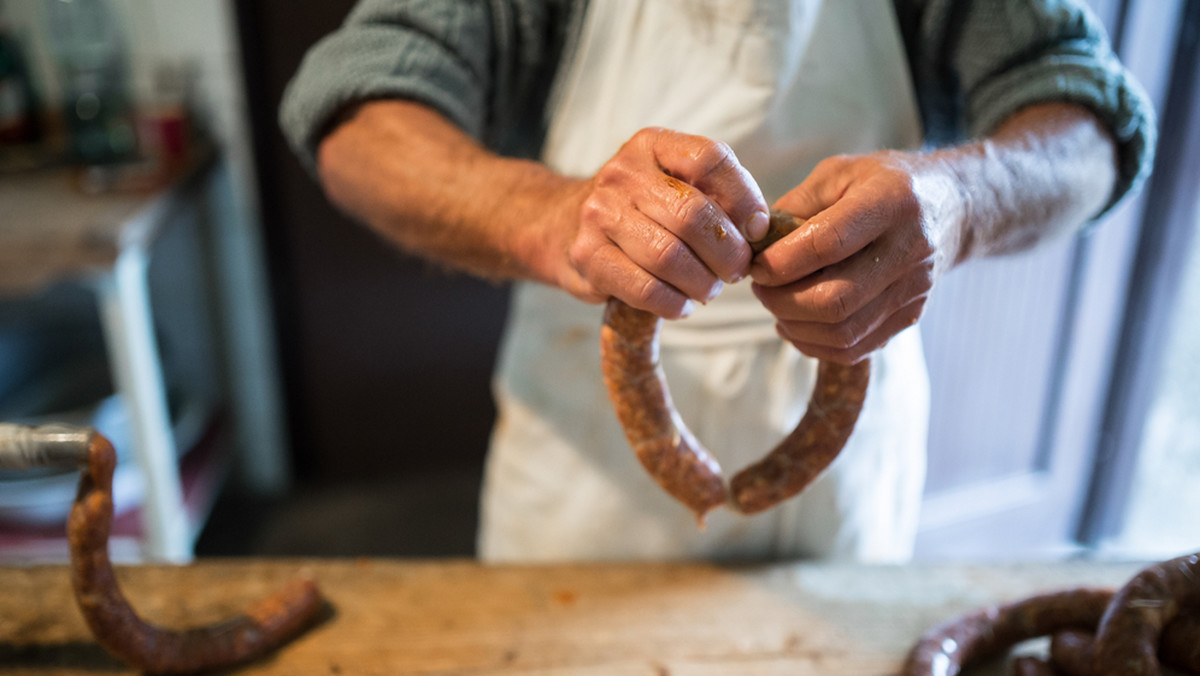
[1049,629,1095,676]
[901,588,1112,676]
[68,431,324,674]
[1157,608,1200,672]
[599,210,871,520]
[600,300,728,521]
[1011,656,1058,676]
[902,553,1200,676]
[1091,551,1200,675]
[729,357,869,514]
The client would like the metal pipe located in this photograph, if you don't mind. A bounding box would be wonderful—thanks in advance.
[0,423,92,470]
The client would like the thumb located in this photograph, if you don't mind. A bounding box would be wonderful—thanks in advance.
[773,155,854,219]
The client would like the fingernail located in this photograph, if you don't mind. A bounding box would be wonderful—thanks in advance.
[704,280,723,303]
[746,209,770,241]
[680,299,696,317]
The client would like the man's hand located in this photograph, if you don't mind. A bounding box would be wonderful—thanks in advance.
[750,151,955,364]
[318,105,769,320]
[565,128,770,318]
[749,103,1117,364]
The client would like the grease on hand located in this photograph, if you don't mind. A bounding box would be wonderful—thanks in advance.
[664,175,690,198]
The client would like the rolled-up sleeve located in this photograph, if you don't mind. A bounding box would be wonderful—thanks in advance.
[903,0,1157,216]
[279,0,494,171]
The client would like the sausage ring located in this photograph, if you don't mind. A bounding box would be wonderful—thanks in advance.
[901,552,1200,676]
[1090,551,1200,675]
[600,210,871,522]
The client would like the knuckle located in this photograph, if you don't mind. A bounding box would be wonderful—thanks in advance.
[652,235,689,272]
[805,223,840,266]
[674,193,722,234]
[595,156,634,188]
[690,140,736,179]
[901,258,936,297]
[829,224,850,254]
[827,322,862,351]
[917,258,936,286]
[578,195,606,226]
[633,275,672,311]
[568,238,593,270]
[814,284,854,323]
[635,126,665,141]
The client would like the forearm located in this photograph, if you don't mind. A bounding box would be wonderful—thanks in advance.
[317,100,769,318]
[934,102,1119,267]
[316,99,588,284]
[751,101,1122,363]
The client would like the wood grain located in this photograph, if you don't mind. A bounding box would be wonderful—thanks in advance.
[0,559,1145,675]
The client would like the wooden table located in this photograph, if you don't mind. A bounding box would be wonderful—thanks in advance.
[0,558,1147,675]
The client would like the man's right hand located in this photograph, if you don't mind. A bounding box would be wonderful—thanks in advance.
[561,127,770,319]
[318,105,766,319]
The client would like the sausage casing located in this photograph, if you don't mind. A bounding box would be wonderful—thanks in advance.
[599,209,871,520]
[68,432,324,673]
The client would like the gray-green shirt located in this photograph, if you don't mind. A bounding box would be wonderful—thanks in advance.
[280,0,1155,215]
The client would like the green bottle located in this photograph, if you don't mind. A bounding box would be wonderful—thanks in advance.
[45,0,135,165]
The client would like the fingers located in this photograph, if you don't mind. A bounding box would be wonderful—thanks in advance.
[625,127,767,281]
[760,277,929,364]
[574,127,768,317]
[635,172,752,284]
[745,151,947,362]
[752,236,935,364]
[778,296,926,364]
[570,203,719,318]
[647,129,771,242]
[751,154,922,286]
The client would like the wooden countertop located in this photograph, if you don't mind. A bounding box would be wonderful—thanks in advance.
[0,558,1147,675]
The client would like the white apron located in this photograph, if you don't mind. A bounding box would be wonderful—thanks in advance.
[479,0,930,562]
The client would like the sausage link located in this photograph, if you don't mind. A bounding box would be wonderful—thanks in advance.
[905,556,1200,676]
[728,358,870,514]
[900,588,1113,676]
[1049,616,1200,675]
[600,300,728,522]
[1091,552,1200,676]
[1049,629,1094,676]
[1011,656,1060,676]
[599,210,871,520]
[68,432,324,674]
[1158,608,1200,672]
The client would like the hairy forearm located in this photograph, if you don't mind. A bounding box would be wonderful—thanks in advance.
[934,103,1119,267]
[316,100,588,284]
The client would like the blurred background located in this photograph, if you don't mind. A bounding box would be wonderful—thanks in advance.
[0,0,1195,565]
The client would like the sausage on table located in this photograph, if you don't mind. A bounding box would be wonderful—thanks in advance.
[1,423,324,674]
[902,553,1200,676]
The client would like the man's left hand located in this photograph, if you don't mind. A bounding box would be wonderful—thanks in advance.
[749,150,965,364]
